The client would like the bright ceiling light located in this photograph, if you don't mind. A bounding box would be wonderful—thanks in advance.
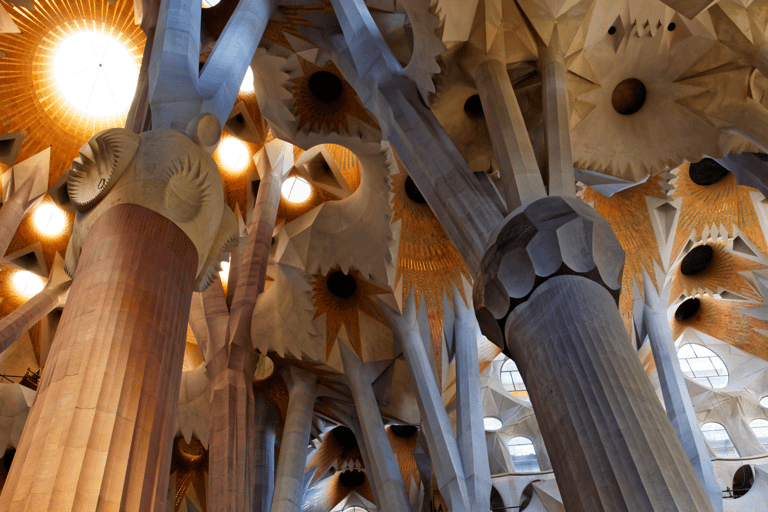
[54,32,138,117]
[241,67,255,92]
[483,416,503,432]
[202,0,221,7]
[34,203,66,235]
[13,270,45,297]
[218,137,250,171]
[219,258,230,282]
[281,176,311,203]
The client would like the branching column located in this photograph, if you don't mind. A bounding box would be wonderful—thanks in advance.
[271,367,317,512]
[642,281,722,512]
[473,196,714,512]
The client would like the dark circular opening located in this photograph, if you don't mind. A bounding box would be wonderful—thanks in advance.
[2,449,14,471]
[689,158,730,186]
[608,26,616,35]
[339,469,365,488]
[611,78,647,115]
[681,245,714,275]
[675,298,701,321]
[668,22,676,31]
[330,426,358,452]
[733,465,754,498]
[390,425,418,438]
[271,236,276,246]
[327,271,357,299]
[404,176,426,204]
[308,71,343,103]
[464,94,484,119]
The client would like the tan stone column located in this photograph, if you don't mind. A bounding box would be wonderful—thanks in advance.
[473,196,714,512]
[270,367,317,512]
[0,204,198,511]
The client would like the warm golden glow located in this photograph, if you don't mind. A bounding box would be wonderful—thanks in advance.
[216,137,250,172]
[13,270,44,297]
[33,203,67,235]
[281,176,311,203]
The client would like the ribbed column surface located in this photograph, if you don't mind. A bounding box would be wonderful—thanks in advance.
[0,203,198,512]
[506,275,714,512]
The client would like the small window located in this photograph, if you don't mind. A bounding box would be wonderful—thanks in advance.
[677,344,728,388]
[500,359,529,401]
[343,507,369,512]
[749,419,768,448]
[760,396,768,409]
[507,437,540,473]
[701,422,739,458]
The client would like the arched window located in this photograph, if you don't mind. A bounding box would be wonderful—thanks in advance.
[500,359,529,401]
[507,437,540,473]
[342,507,369,512]
[677,344,728,388]
[701,422,739,458]
[760,396,768,409]
[749,419,768,448]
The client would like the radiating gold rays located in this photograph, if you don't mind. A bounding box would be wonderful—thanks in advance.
[262,3,331,50]
[0,0,144,184]
[580,176,668,335]
[312,268,389,360]
[385,426,420,495]
[390,162,471,384]
[672,162,768,259]
[306,428,363,486]
[670,240,766,303]
[672,296,768,361]
[290,58,379,135]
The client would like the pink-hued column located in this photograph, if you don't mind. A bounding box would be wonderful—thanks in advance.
[0,203,198,511]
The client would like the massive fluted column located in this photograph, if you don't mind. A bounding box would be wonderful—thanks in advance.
[642,280,722,511]
[253,393,278,512]
[0,123,237,511]
[473,196,715,512]
[271,367,317,512]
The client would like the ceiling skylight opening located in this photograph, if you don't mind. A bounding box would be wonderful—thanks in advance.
[53,32,138,117]
[240,67,255,92]
[202,0,221,7]
[219,257,230,283]
[761,396,768,409]
[217,137,250,171]
[281,176,311,203]
[34,203,67,235]
[483,416,502,432]
[13,270,45,297]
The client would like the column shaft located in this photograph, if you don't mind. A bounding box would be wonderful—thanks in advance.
[0,204,198,511]
[644,301,722,511]
[0,284,66,354]
[254,393,277,512]
[453,305,491,510]
[474,59,546,211]
[270,368,317,512]
[340,345,412,512]
[506,276,714,512]
[0,177,36,258]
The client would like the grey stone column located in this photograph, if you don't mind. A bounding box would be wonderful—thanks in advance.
[642,281,722,511]
[270,367,317,512]
[473,196,715,512]
[253,393,277,512]
[339,344,412,512]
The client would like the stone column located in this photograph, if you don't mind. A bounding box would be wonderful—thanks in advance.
[339,344,413,512]
[473,196,714,512]
[270,367,317,512]
[253,393,278,512]
[0,204,197,511]
[0,123,237,512]
[0,279,68,354]
[642,280,722,512]
[383,297,471,512]
[453,299,491,511]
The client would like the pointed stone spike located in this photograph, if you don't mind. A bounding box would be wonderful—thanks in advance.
[0,132,25,166]
[0,4,20,34]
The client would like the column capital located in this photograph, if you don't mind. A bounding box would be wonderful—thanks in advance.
[473,195,625,352]
[64,119,238,291]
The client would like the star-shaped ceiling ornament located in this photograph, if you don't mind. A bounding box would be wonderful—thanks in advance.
[311,268,389,361]
[671,162,768,259]
[169,436,208,512]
